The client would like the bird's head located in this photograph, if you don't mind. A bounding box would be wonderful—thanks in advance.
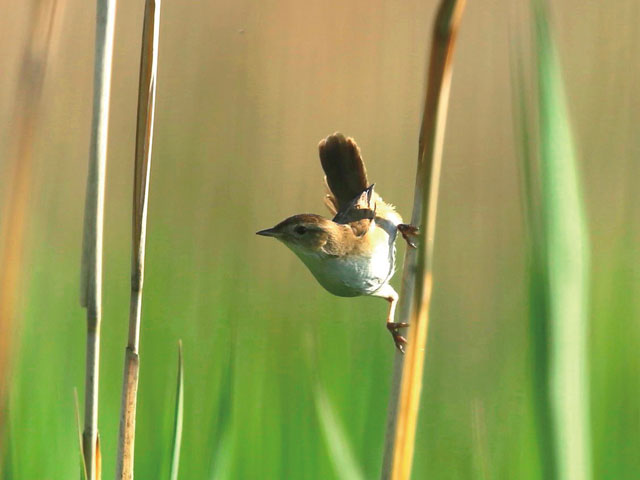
[256,214,338,256]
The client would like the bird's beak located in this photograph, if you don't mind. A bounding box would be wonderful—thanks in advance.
[256,227,279,237]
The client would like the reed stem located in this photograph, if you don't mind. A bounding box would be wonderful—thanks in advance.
[114,0,161,477]
[381,1,465,479]
[79,0,117,478]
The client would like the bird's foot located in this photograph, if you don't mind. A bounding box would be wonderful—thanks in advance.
[387,322,409,354]
[398,224,419,249]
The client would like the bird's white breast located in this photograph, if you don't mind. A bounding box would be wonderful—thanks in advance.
[291,220,397,297]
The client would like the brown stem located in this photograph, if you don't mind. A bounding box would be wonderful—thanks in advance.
[381,1,466,479]
[114,0,161,478]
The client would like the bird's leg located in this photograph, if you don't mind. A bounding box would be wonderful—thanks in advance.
[397,223,419,249]
[383,289,409,354]
[373,285,409,353]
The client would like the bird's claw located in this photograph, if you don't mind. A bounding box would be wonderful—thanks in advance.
[387,322,409,354]
[393,335,407,354]
[398,224,419,249]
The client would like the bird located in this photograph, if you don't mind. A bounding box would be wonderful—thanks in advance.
[257,133,418,352]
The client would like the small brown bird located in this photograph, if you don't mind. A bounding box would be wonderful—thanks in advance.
[257,133,417,351]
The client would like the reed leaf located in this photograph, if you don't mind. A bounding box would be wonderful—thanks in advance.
[169,341,184,480]
[510,37,559,480]
[314,385,365,480]
[75,388,89,480]
[208,349,235,480]
[513,2,592,479]
[534,3,592,479]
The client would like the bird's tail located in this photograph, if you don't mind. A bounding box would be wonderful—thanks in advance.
[318,133,369,214]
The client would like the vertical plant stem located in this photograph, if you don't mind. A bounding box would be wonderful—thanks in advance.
[381,1,465,479]
[114,0,161,478]
[80,0,117,479]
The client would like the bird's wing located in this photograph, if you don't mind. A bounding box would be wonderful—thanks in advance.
[318,133,403,234]
[332,184,376,225]
[318,133,369,214]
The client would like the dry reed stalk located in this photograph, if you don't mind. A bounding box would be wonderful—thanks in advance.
[0,0,58,458]
[79,0,117,478]
[381,1,466,479]
[114,0,161,477]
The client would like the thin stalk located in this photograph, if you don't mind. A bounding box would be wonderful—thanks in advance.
[114,0,161,478]
[0,0,58,451]
[79,0,116,478]
[381,1,466,479]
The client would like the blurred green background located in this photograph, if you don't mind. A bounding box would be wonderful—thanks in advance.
[1,0,639,478]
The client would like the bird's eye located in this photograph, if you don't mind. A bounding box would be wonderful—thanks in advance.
[294,225,307,235]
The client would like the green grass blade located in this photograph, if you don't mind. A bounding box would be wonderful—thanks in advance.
[314,385,365,480]
[512,3,593,479]
[509,32,558,480]
[169,341,185,480]
[520,2,594,479]
[208,346,235,480]
[74,388,88,480]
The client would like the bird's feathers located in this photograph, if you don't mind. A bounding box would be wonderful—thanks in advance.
[258,133,405,299]
[319,133,369,213]
[319,133,403,228]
